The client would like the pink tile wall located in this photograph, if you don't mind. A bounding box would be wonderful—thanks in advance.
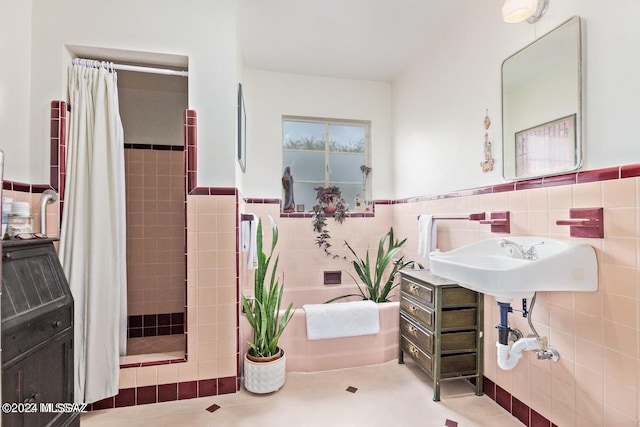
[125,148,185,316]
[392,176,640,427]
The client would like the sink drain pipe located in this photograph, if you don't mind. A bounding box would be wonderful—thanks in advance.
[496,302,541,370]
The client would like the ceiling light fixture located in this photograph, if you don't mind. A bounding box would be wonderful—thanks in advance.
[502,0,548,24]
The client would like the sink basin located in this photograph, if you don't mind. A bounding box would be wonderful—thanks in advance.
[429,237,598,302]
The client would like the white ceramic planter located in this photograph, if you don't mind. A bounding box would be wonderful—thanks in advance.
[243,349,286,394]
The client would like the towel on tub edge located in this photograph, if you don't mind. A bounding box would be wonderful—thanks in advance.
[302,300,380,340]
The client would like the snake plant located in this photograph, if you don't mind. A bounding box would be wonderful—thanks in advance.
[241,216,294,358]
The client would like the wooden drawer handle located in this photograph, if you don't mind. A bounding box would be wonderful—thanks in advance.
[52,320,62,328]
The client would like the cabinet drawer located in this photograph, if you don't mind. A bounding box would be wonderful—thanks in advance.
[401,336,433,376]
[441,308,477,330]
[441,286,478,307]
[401,315,477,354]
[441,353,477,376]
[402,295,477,331]
[401,278,433,306]
[441,331,477,353]
[400,295,434,329]
[400,314,433,353]
[2,306,72,365]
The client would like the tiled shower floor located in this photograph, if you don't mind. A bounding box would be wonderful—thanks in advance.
[119,335,185,365]
[81,359,525,427]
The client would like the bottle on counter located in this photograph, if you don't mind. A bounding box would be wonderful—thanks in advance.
[7,201,33,238]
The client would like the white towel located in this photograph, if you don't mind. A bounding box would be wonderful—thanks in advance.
[241,214,258,270]
[303,300,380,340]
[418,214,437,258]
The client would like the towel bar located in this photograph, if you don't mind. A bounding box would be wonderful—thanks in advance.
[556,207,603,238]
[417,212,486,221]
[479,211,510,233]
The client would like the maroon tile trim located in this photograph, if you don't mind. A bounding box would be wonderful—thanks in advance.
[542,173,577,187]
[371,199,394,205]
[530,410,551,427]
[136,385,157,405]
[492,182,515,193]
[115,388,135,408]
[92,396,115,410]
[512,397,530,426]
[178,381,198,400]
[119,358,186,369]
[515,178,543,191]
[243,197,281,204]
[158,383,178,402]
[482,376,496,400]
[218,376,238,394]
[188,187,238,196]
[577,166,619,183]
[495,384,511,412]
[482,376,553,427]
[124,143,183,151]
[31,184,54,194]
[198,379,218,397]
[89,376,238,411]
[621,163,640,178]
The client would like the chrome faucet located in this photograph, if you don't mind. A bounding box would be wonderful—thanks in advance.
[499,239,527,259]
[499,239,544,260]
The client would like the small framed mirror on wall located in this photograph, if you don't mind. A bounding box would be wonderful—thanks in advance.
[502,16,583,180]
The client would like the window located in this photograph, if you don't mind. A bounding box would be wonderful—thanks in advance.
[282,116,371,212]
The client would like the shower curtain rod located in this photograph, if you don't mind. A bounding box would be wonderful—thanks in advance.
[72,58,188,77]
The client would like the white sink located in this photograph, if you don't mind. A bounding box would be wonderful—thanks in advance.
[429,237,598,302]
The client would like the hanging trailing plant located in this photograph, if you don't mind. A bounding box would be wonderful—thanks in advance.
[312,186,347,259]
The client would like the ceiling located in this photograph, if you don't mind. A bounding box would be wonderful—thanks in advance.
[238,0,469,82]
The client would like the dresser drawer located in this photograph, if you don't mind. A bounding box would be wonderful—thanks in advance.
[401,277,433,306]
[402,294,477,331]
[441,353,477,377]
[400,295,434,329]
[441,308,477,330]
[441,286,478,307]
[400,314,433,353]
[401,314,477,354]
[2,306,72,365]
[401,335,433,376]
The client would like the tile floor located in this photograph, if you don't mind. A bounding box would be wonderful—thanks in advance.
[80,359,524,427]
[126,335,185,356]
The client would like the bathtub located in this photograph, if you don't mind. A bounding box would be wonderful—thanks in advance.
[240,286,400,372]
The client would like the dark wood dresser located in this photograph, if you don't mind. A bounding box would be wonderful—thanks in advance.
[1,238,79,427]
[399,269,483,401]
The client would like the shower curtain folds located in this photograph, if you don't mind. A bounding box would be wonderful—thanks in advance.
[60,64,127,404]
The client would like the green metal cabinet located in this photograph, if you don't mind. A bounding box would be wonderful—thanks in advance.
[399,270,483,401]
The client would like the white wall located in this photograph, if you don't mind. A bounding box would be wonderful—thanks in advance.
[391,0,640,198]
[241,69,392,199]
[24,0,237,187]
[0,0,32,182]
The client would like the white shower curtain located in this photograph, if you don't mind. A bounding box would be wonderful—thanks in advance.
[60,64,127,404]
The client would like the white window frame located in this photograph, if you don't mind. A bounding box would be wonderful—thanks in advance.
[282,116,371,210]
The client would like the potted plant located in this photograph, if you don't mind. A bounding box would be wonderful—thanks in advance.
[312,186,347,258]
[241,216,294,394]
[327,227,421,303]
[314,185,345,215]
